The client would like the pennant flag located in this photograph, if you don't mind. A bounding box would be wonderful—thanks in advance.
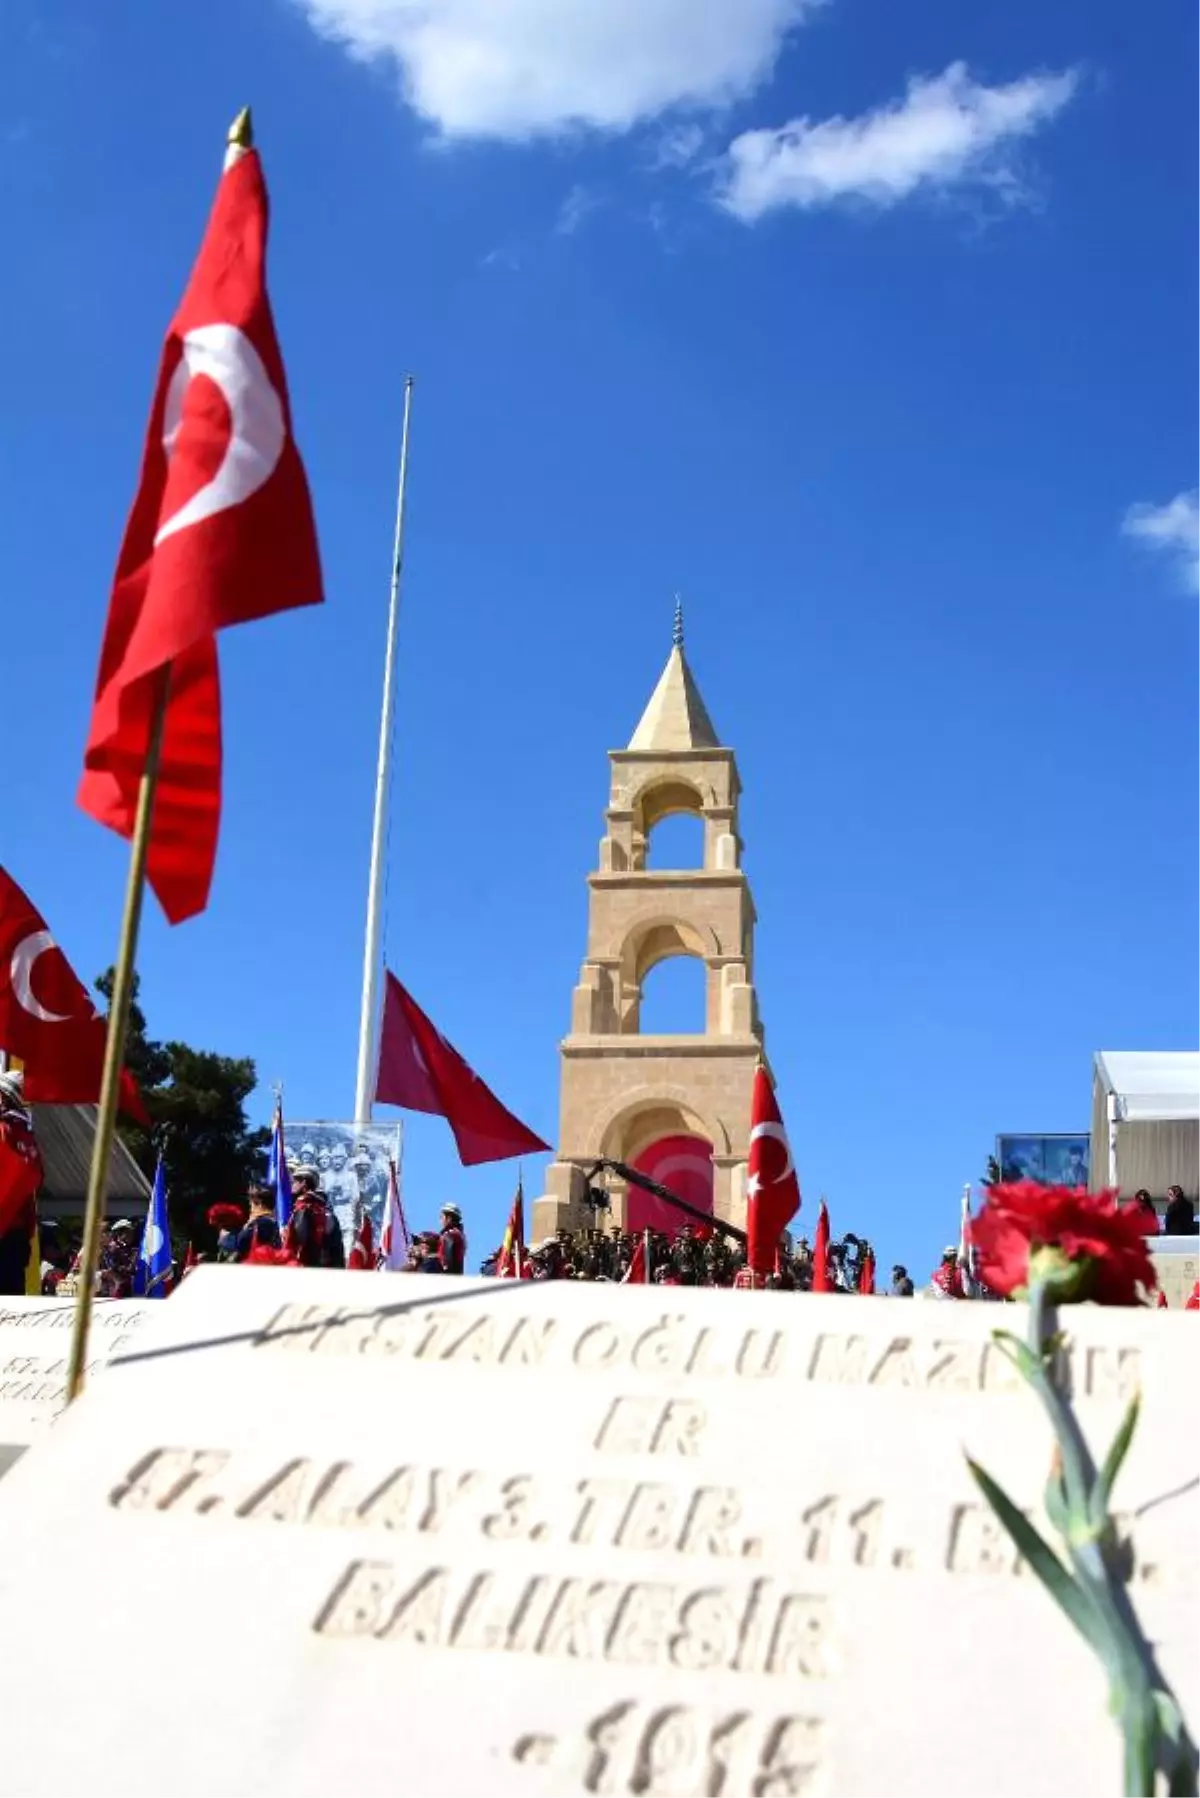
[811,1199,832,1293]
[0,1085,42,1239]
[745,1066,801,1277]
[133,1158,173,1297]
[375,972,549,1166]
[622,1235,649,1284]
[378,1157,410,1270]
[77,118,322,925]
[496,1178,525,1278]
[858,1247,876,1295]
[266,1100,292,1229]
[0,865,147,1120]
[348,1205,375,1270]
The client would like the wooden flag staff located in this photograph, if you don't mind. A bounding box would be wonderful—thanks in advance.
[65,669,169,1402]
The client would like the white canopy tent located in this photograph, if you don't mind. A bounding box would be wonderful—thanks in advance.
[1090,1051,1199,1199]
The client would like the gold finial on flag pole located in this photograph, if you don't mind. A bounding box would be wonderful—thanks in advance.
[225,107,254,169]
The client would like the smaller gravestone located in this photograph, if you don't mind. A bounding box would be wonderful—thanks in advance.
[0,1271,1193,1797]
[0,1297,153,1473]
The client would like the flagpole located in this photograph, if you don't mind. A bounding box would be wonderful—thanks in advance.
[353,377,415,1128]
[66,669,170,1402]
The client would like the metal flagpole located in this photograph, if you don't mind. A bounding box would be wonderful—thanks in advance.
[353,377,415,1127]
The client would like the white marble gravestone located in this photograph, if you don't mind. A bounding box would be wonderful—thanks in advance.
[0,1269,1194,1798]
[0,1296,152,1475]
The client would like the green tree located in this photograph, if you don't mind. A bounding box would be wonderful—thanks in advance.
[96,970,270,1248]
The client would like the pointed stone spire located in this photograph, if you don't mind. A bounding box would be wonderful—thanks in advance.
[627,602,720,751]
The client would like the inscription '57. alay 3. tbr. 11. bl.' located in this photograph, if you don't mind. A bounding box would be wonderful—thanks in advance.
[0,1269,1192,1798]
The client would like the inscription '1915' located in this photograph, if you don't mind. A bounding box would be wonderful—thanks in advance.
[513,1703,827,1796]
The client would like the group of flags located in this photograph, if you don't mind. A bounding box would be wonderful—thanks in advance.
[0,110,830,1293]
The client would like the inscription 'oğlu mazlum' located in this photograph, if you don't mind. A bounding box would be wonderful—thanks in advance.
[253,1303,1141,1399]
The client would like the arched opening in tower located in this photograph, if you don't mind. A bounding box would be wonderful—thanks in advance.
[637,954,707,1034]
[628,1133,715,1234]
[644,811,704,870]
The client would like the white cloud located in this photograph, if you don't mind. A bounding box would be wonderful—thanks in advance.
[556,183,603,234]
[648,122,707,169]
[290,0,820,140]
[718,61,1078,221]
[1122,490,1200,591]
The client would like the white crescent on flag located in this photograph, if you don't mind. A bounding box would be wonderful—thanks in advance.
[749,1118,794,1183]
[10,930,72,1024]
[155,323,286,546]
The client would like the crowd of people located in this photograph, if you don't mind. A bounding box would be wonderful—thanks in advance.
[6,1051,1197,1301]
[476,1224,892,1290]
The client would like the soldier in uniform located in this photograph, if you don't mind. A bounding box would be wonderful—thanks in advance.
[438,1203,466,1274]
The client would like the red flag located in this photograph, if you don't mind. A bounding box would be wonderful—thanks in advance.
[0,866,147,1122]
[375,972,549,1166]
[858,1248,876,1295]
[78,130,322,925]
[496,1182,525,1278]
[622,1237,648,1284]
[378,1158,411,1271]
[348,1207,375,1271]
[1156,1288,1169,1310]
[811,1199,831,1292]
[0,1102,42,1238]
[745,1066,801,1277]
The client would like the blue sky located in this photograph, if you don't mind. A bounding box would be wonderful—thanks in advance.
[2,0,1195,1277]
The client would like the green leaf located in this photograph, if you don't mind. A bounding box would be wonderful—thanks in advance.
[990,1329,1041,1382]
[1091,1392,1141,1528]
[965,1457,1101,1648]
[1044,1462,1071,1535]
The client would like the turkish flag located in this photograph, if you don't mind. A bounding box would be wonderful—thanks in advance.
[78,137,322,924]
[745,1065,801,1276]
[0,1109,42,1238]
[0,866,147,1122]
[811,1199,831,1292]
[375,972,549,1166]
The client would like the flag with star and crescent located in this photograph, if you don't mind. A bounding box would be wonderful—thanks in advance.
[77,123,322,926]
[0,863,147,1120]
[745,1064,801,1277]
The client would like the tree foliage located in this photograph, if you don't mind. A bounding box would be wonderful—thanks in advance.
[96,970,269,1248]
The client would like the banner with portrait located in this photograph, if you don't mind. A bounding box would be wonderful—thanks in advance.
[282,1121,402,1244]
[996,1133,1089,1188]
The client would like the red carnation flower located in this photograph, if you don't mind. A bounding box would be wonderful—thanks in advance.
[968,1181,1158,1306]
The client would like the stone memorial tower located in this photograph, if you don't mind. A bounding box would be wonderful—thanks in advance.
[532,606,764,1243]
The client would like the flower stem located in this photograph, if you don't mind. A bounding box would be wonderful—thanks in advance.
[1022,1278,1197,1796]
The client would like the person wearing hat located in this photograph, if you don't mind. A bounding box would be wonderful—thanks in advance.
[284,1168,345,1269]
[930,1246,966,1299]
[103,1220,139,1298]
[438,1204,466,1275]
